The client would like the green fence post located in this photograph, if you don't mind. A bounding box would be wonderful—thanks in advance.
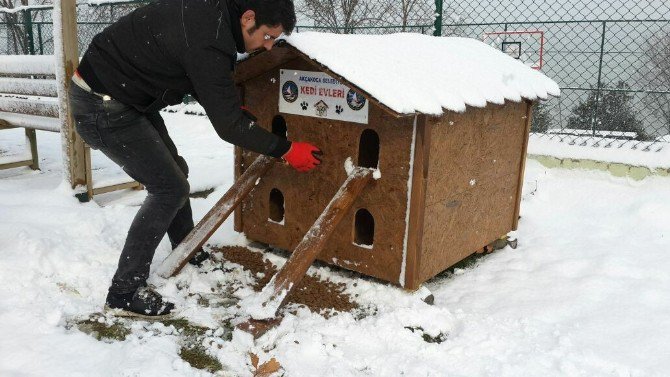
[37,23,44,54]
[22,9,36,55]
[591,21,607,137]
[433,0,443,36]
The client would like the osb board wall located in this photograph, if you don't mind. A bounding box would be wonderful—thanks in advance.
[417,101,531,283]
[238,57,416,284]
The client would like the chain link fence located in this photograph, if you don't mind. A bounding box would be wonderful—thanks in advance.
[0,1,145,56]
[2,0,669,150]
[443,0,670,151]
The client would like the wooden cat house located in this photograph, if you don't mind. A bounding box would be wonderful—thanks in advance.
[231,32,560,290]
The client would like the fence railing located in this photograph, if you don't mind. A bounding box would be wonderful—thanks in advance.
[2,0,669,150]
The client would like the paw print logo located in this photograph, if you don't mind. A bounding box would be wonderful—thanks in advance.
[300,101,308,110]
[335,105,343,114]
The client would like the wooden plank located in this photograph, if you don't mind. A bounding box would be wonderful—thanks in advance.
[0,77,58,97]
[403,115,430,290]
[243,167,373,321]
[233,146,244,233]
[513,100,534,230]
[0,98,59,118]
[92,181,143,196]
[84,145,94,200]
[0,55,55,76]
[0,111,60,132]
[0,159,33,170]
[234,84,245,233]
[156,155,276,278]
[54,0,87,188]
[25,128,39,170]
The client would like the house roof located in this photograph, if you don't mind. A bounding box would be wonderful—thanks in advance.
[237,32,560,117]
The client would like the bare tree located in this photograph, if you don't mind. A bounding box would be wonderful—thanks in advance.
[296,0,465,36]
[297,0,395,34]
[393,0,423,32]
[642,28,670,137]
[0,0,29,54]
[1,0,145,55]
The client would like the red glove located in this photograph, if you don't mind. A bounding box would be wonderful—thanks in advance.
[282,142,322,172]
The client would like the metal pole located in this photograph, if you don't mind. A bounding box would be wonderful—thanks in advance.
[37,23,44,54]
[433,0,443,36]
[22,9,35,55]
[591,21,607,136]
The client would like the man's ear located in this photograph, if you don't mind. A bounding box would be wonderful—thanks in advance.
[240,10,256,27]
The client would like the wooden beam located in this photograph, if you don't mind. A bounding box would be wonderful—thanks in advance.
[25,128,39,170]
[234,84,245,233]
[242,167,373,323]
[233,147,244,233]
[83,145,94,200]
[157,155,276,278]
[0,159,33,170]
[513,101,534,230]
[0,98,59,118]
[54,0,87,188]
[403,114,431,290]
[0,112,61,132]
[92,181,143,196]
[0,77,58,97]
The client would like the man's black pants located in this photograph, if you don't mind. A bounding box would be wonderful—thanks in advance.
[68,82,193,294]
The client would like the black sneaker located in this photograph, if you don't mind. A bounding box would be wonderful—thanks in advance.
[104,287,175,319]
[188,248,210,266]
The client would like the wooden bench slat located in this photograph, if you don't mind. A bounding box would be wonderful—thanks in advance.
[0,158,34,170]
[0,111,61,132]
[0,98,59,118]
[0,55,55,76]
[0,78,58,97]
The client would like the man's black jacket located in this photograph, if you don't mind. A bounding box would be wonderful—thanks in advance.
[77,0,290,158]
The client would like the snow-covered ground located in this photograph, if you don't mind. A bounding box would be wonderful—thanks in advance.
[1,111,669,376]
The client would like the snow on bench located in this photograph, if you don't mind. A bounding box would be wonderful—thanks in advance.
[0,77,58,97]
[0,55,55,77]
[0,55,60,133]
[0,112,60,133]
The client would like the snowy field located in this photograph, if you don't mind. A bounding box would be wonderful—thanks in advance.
[1,111,669,376]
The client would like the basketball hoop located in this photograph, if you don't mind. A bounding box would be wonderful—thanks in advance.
[482,30,545,70]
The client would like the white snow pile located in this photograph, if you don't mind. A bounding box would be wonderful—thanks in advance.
[529,133,670,169]
[0,55,55,75]
[286,32,561,114]
[1,112,669,376]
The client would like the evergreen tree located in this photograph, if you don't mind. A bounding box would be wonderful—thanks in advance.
[567,81,646,139]
[530,101,553,133]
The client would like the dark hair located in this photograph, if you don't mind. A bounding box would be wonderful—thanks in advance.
[245,0,296,34]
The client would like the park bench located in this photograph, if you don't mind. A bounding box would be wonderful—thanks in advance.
[0,55,141,201]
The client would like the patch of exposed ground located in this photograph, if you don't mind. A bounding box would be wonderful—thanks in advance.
[214,246,359,316]
[70,315,226,373]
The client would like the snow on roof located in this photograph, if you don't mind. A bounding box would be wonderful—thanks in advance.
[285,32,561,115]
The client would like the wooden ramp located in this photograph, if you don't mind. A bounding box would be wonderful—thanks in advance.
[156,155,275,278]
[238,167,373,337]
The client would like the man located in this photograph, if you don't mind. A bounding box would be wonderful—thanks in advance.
[68,0,321,318]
